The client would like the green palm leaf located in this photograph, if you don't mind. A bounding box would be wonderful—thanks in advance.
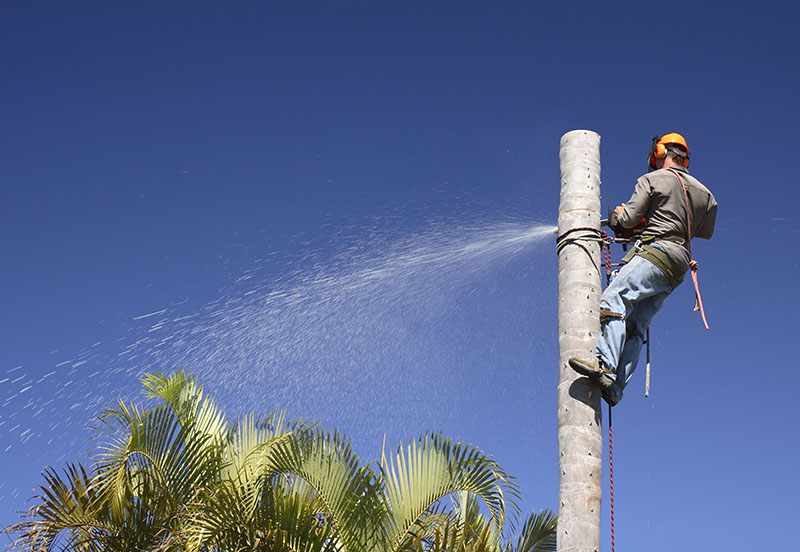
[5,463,165,551]
[511,511,557,552]
[380,434,520,552]
[268,428,387,552]
[176,475,335,552]
[5,371,553,552]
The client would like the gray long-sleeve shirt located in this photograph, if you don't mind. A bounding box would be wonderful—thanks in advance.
[618,166,717,277]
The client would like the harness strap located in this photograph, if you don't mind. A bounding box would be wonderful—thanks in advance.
[635,245,684,288]
[668,168,710,331]
[600,308,624,324]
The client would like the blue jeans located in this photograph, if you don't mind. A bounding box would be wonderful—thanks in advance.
[597,252,674,388]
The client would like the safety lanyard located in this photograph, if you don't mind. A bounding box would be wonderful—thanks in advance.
[668,168,710,330]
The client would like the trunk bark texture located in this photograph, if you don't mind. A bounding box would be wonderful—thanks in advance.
[557,130,603,552]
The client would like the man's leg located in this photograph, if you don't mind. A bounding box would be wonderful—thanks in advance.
[570,256,651,405]
[617,290,670,387]
[595,255,659,373]
[571,254,673,404]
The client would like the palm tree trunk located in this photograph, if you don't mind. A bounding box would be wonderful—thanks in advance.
[557,130,602,551]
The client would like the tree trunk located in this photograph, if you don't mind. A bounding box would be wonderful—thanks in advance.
[557,130,603,552]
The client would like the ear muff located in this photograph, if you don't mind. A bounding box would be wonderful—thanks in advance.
[648,134,690,169]
[647,135,664,169]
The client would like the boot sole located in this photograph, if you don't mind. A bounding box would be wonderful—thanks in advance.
[570,359,623,405]
[568,358,605,379]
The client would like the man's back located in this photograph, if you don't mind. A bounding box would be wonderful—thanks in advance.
[620,166,718,276]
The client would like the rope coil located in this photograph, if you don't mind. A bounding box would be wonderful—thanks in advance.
[555,226,607,253]
[555,226,627,277]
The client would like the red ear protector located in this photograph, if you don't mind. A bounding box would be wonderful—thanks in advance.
[648,136,667,164]
[648,134,690,169]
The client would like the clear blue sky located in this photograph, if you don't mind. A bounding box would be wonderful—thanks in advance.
[2,2,799,549]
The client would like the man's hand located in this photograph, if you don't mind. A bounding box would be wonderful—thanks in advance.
[614,204,625,218]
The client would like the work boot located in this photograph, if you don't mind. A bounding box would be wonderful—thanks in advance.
[568,357,624,407]
[601,379,623,407]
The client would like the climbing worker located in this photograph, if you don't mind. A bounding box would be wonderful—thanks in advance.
[569,132,717,405]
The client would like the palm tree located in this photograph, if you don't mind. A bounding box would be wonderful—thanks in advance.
[5,372,555,551]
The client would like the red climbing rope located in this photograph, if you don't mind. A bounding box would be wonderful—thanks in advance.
[608,403,616,552]
[690,261,709,330]
[601,231,613,285]
[669,168,710,330]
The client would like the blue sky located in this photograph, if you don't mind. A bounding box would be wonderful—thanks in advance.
[2,2,799,549]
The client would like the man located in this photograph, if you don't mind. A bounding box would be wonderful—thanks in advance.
[569,132,717,405]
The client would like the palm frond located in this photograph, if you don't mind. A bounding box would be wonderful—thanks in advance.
[5,372,547,552]
[5,464,162,552]
[141,371,229,478]
[512,510,557,552]
[380,434,519,552]
[176,475,336,552]
[268,428,387,552]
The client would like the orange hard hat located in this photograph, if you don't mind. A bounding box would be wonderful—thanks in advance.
[648,132,690,168]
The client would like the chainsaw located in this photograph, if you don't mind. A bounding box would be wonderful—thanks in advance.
[601,208,647,249]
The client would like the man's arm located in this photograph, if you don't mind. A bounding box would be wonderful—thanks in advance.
[616,176,652,229]
[695,197,717,239]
